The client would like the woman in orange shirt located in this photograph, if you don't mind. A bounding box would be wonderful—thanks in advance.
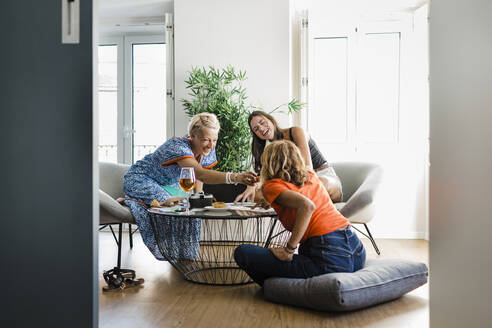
[234,140,365,286]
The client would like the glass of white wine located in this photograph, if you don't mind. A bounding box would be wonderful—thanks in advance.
[179,167,196,213]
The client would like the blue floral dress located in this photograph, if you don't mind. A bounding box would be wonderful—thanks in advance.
[123,137,217,260]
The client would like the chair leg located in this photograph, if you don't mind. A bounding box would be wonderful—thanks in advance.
[117,223,123,268]
[129,224,133,249]
[363,223,381,255]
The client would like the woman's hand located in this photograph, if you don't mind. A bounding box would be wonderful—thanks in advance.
[236,172,258,186]
[252,196,271,209]
[270,247,294,262]
[234,185,256,203]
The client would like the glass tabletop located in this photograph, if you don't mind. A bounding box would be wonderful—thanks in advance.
[147,203,277,219]
[147,203,287,285]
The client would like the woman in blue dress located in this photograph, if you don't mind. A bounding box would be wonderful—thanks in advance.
[124,113,257,260]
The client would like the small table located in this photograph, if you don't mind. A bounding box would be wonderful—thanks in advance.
[148,206,288,285]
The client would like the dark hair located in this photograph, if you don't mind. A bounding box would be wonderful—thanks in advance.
[248,111,283,174]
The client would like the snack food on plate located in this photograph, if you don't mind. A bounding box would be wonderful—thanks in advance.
[150,199,162,208]
[212,201,226,208]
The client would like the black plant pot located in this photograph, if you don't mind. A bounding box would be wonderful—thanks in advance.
[203,184,247,202]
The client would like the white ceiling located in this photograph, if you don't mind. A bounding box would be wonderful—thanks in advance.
[292,0,428,12]
[99,0,426,21]
[98,0,173,35]
[98,0,173,20]
[97,0,427,35]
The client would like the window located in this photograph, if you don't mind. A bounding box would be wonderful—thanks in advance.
[98,35,168,164]
[98,44,118,162]
[131,42,166,162]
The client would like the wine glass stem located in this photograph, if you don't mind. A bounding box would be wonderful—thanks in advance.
[186,191,191,214]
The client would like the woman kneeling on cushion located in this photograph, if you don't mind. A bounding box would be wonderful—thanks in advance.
[124,112,257,260]
[234,140,365,286]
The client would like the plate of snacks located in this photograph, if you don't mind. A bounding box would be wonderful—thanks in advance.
[203,202,230,212]
[234,202,257,208]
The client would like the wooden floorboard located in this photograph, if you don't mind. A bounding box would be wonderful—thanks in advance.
[99,232,428,328]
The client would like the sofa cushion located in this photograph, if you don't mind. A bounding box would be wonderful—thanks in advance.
[263,259,428,312]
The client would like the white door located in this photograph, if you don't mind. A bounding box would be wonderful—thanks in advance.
[305,9,429,239]
[98,34,170,164]
[124,36,166,163]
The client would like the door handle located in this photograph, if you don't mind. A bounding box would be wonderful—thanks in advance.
[124,127,137,138]
[62,0,79,44]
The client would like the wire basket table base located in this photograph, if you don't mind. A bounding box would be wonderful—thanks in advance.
[149,210,290,285]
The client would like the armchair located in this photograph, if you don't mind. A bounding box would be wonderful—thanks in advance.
[331,162,383,255]
[99,162,136,268]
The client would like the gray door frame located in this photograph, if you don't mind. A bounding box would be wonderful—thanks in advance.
[0,0,97,326]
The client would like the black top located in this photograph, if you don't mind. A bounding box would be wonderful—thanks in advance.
[289,128,328,170]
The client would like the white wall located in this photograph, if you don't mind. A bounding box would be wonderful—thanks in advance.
[301,0,429,239]
[174,0,292,135]
[429,0,492,326]
[174,0,429,240]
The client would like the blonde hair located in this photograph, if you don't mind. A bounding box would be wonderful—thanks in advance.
[260,140,309,186]
[188,113,220,136]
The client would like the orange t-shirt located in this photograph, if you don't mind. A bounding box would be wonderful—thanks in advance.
[263,171,349,243]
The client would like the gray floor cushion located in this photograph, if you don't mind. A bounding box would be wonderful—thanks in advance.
[263,259,428,312]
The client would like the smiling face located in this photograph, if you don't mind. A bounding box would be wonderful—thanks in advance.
[250,115,275,141]
[190,127,218,156]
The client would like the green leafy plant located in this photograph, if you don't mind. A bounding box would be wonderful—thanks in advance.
[268,98,304,115]
[181,66,252,172]
[181,66,305,173]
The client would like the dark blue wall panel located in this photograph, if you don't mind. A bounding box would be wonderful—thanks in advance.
[0,1,95,327]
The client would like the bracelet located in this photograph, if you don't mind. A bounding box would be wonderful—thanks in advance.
[286,242,297,251]
[226,172,239,185]
[284,246,295,254]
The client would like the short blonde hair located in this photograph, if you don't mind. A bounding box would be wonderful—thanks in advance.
[260,140,309,186]
[188,113,220,136]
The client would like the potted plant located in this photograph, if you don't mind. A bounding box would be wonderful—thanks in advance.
[181,65,302,201]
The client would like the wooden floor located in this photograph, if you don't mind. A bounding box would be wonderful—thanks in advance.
[99,231,428,328]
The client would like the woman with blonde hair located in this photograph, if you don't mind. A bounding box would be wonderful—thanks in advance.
[234,140,365,286]
[123,112,257,260]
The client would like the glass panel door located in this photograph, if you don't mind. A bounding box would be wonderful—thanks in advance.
[99,36,166,164]
[98,45,118,162]
[131,42,166,162]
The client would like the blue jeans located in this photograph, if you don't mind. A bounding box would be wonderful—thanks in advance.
[234,226,366,286]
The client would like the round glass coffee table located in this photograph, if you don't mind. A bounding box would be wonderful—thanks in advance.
[148,205,289,285]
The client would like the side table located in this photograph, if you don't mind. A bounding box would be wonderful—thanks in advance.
[148,206,290,285]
